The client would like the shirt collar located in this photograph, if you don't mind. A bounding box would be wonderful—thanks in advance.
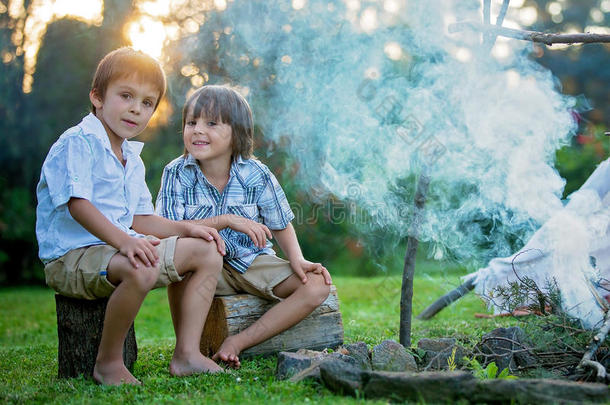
[184,154,199,168]
[184,154,247,185]
[79,113,144,158]
[184,154,248,169]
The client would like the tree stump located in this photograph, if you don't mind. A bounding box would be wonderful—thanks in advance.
[55,294,137,378]
[200,285,344,358]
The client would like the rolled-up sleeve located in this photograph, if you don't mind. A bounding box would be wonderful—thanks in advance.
[135,185,154,215]
[43,135,94,208]
[156,166,186,220]
[257,167,294,230]
[133,157,154,215]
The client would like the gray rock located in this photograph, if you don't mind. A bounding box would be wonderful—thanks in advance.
[476,327,538,372]
[417,338,469,370]
[284,351,358,383]
[418,337,457,352]
[276,350,327,380]
[473,378,610,404]
[319,358,367,396]
[288,363,322,383]
[371,340,418,372]
[342,341,372,370]
[364,370,476,403]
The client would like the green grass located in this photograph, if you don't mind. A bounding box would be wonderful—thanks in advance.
[0,269,518,404]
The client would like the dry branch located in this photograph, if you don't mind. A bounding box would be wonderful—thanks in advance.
[578,310,610,381]
[483,0,491,26]
[417,277,475,320]
[483,0,511,49]
[450,22,610,45]
[399,174,430,347]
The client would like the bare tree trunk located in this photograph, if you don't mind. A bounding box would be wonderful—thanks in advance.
[399,175,430,347]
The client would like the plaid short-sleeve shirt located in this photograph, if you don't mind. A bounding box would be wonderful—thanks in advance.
[155,154,295,273]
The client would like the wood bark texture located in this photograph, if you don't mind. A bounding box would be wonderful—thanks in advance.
[55,294,137,378]
[400,174,430,347]
[200,286,344,358]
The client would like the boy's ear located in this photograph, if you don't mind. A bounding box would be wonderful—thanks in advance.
[89,89,103,110]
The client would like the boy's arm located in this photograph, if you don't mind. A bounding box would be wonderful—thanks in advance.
[184,215,231,231]
[272,223,332,285]
[132,214,226,255]
[187,215,271,249]
[68,197,160,268]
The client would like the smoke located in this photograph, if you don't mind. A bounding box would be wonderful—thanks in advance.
[544,189,609,328]
[210,0,577,269]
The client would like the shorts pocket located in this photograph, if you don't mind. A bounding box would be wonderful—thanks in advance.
[82,270,116,299]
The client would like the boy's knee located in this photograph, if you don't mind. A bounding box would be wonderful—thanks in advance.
[125,264,159,292]
[195,239,223,265]
[180,237,223,269]
[302,274,330,307]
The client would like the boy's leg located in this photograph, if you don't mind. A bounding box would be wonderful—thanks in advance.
[94,253,160,385]
[213,264,330,368]
[166,237,224,376]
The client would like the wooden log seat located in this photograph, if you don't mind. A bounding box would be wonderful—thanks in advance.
[55,294,137,378]
[200,285,344,358]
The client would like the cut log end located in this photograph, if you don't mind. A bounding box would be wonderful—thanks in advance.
[200,286,344,358]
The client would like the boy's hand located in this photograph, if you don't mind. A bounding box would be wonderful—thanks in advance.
[227,215,272,249]
[120,235,160,269]
[184,223,226,256]
[290,258,332,285]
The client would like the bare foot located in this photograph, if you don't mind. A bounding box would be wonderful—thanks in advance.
[93,361,141,386]
[212,336,242,369]
[170,351,224,376]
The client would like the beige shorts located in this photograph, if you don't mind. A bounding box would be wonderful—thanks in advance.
[216,254,294,301]
[44,236,181,300]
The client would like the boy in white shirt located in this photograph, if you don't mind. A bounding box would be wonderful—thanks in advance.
[36,47,226,385]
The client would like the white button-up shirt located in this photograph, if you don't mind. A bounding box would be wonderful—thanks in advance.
[36,113,154,263]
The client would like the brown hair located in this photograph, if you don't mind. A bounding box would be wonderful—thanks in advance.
[182,85,254,160]
[90,47,166,113]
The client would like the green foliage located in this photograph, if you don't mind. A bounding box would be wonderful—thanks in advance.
[555,125,608,197]
[463,357,517,380]
[447,346,458,371]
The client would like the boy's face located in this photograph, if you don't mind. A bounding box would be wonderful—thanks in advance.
[183,107,233,166]
[89,75,160,145]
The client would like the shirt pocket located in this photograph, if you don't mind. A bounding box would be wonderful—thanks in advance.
[228,204,260,222]
[184,204,213,220]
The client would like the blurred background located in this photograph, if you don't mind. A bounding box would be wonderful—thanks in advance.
[0,0,608,285]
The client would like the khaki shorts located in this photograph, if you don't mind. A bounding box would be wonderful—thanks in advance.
[216,254,294,301]
[44,236,181,300]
